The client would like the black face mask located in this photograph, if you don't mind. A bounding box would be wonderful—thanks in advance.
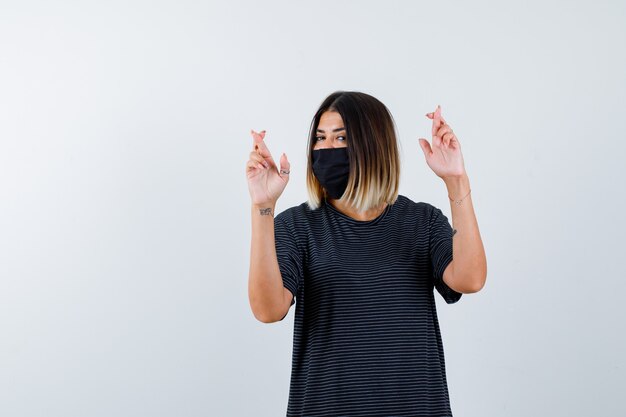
[312,147,351,199]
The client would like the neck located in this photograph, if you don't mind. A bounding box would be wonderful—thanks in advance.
[327,198,388,222]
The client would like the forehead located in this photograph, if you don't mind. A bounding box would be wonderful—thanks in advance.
[317,111,344,130]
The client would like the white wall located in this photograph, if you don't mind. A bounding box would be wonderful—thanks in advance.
[0,1,624,416]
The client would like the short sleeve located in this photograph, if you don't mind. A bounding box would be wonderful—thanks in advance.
[429,205,462,304]
[274,215,303,314]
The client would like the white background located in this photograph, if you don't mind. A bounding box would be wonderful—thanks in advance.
[1,1,624,416]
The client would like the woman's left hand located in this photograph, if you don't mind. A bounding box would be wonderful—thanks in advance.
[418,105,467,180]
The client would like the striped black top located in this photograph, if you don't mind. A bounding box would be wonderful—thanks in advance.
[274,194,462,417]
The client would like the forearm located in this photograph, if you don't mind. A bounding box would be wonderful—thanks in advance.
[248,202,285,322]
[444,174,487,292]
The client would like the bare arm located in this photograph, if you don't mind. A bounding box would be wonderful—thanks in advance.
[443,174,487,293]
[248,202,293,323]
[246,129,293,323]
[421,106,487,294]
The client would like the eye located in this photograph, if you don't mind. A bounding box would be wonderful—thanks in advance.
[315,136,325,141]
[337,136,346,141]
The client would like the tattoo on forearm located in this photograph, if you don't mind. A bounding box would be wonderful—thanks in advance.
[259,207,273,216]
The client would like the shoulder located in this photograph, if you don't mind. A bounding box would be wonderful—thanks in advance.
[394,195,450,230]
[275,201,319,230]
[394,194,433,219]
[274,202,317,252]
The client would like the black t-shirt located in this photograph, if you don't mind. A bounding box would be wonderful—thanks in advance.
[274,194,462,417]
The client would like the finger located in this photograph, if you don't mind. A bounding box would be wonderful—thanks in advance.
[418,138,432,157]
[436,105,447,124]
[426,114,448,126]
[250,151,265,162]
[436,125,453,139]
[442,132,455,147]
[250,129,267,150]
[451,134,461,150]
[246,159,264,172]
[251,130,275,162]
[432,105,442,138]
[249,151,270,167]
[251,132,276,168]
[426,107,448,124]
[279,152,291,178]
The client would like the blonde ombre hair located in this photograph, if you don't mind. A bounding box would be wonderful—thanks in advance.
[306,91,401,213]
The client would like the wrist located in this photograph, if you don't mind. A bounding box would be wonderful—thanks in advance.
[252,201,277,216]
[443,174,470,198]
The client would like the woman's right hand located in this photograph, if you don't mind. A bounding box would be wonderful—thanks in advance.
[246,129,291,207]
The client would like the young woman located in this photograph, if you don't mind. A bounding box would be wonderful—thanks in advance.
[246,91,486,416]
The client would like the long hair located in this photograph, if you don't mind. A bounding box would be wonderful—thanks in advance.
[306,91,401,212]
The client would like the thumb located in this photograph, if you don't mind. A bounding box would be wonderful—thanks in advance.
[279,152,291,179]
[418,138,432,157]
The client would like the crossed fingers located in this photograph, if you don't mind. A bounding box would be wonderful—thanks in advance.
[250,129,276,165]
[426,106,456,147]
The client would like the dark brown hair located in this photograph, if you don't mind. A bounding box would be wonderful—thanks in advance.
[306,91,401,212]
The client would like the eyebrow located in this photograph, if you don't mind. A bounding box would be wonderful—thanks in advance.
[316,127,346,133]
